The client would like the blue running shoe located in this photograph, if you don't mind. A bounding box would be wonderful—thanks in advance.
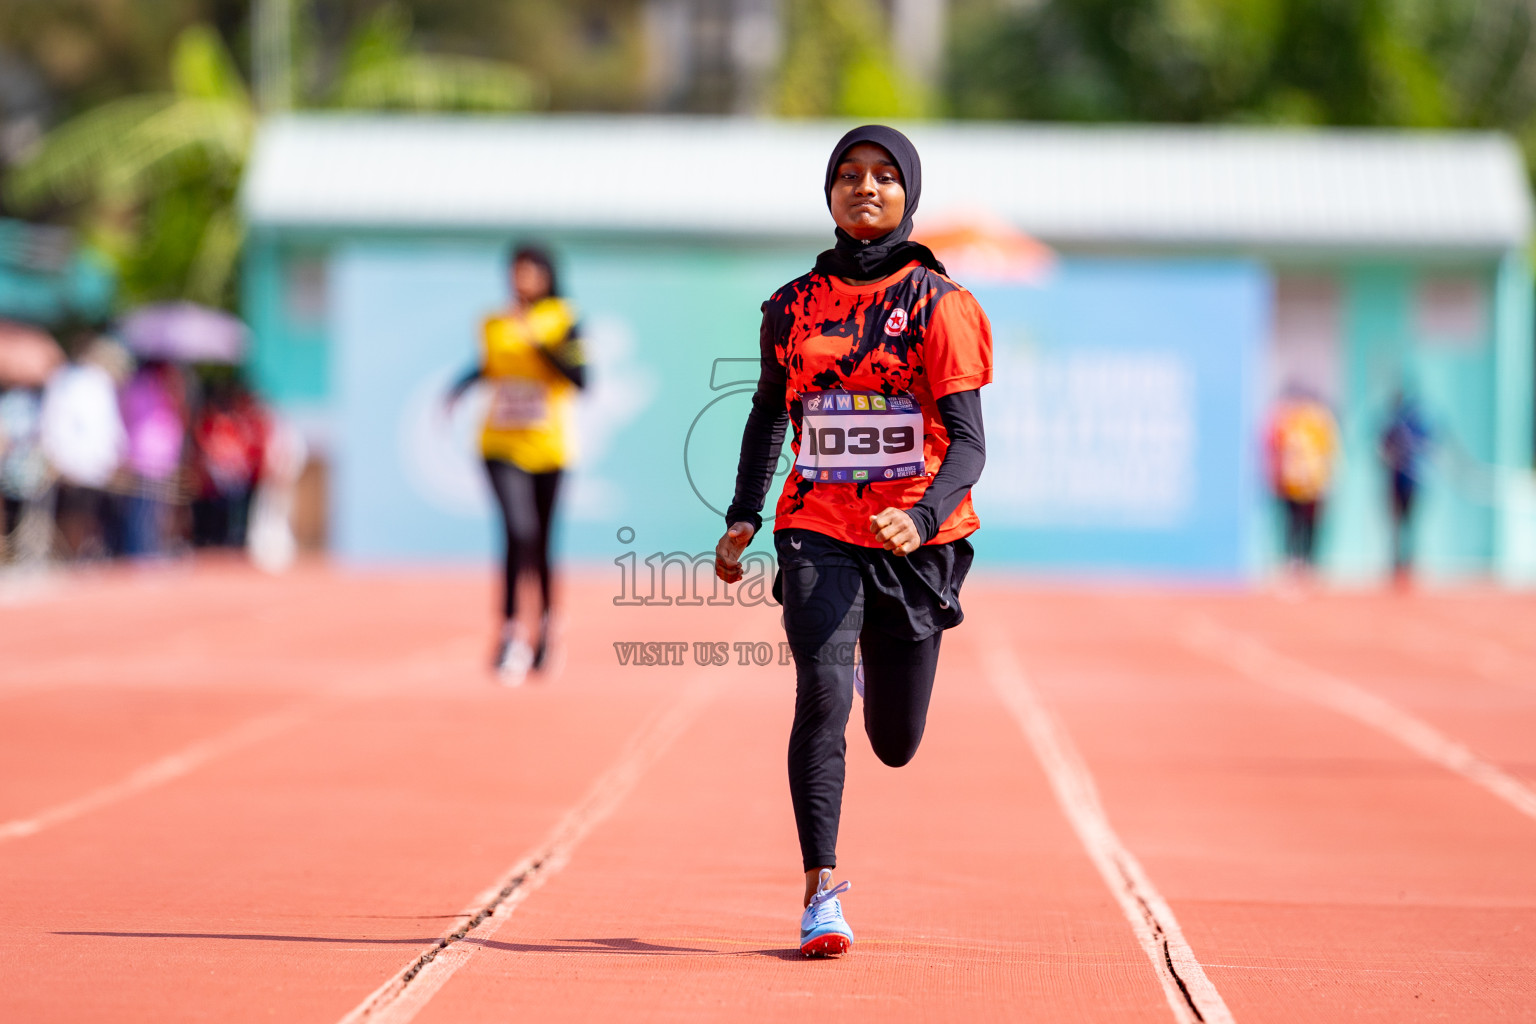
[799,869,853,957]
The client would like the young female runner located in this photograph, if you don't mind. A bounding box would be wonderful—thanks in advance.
[714,125,991,956]
[448,245,586,684]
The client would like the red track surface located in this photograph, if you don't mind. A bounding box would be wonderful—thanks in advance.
[2,562,1534,1022]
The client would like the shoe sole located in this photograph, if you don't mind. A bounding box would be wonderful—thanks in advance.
[799,933,851,957]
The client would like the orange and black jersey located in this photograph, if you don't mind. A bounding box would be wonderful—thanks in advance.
[727,260,992,547]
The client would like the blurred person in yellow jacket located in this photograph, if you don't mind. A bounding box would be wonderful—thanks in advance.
[447,244,586,683]
[1265,386,1338,575]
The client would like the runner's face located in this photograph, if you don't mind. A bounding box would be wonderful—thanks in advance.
[512,259,553,305]
[829,144,906,241]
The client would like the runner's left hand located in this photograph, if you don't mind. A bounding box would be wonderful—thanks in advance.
[869,508,920,556]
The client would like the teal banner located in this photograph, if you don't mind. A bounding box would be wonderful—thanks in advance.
[331,242,1266,579]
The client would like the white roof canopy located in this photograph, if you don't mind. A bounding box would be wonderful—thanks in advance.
[244,115,1532,251]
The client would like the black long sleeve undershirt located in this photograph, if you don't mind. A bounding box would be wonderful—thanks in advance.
[447,364,482,402]
[724,334,986,545]
[535,333,587,389]
[723,338,789,534]
[446,326,588,400]
[906,388,986,543]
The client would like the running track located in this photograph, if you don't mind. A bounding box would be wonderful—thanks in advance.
[3,562,1534,1021]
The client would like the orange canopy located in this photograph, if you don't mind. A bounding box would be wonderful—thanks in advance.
[914,214,1054,285]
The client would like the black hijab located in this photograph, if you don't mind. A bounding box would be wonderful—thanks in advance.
[814,124,945,281]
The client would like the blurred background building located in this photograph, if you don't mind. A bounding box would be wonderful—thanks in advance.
[4,0,1536,584]
[240,116,1533,583]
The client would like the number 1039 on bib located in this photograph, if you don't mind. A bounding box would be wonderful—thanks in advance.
[796,390,926,484]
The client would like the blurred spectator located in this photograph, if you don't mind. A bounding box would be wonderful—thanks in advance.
[247,415,308,574]
[1379,389,1433,584]
[190,373,267,549]
[39,340,129,560]
[0,385,50,561]
[119,360,187,558]
[1266,387,1339,574]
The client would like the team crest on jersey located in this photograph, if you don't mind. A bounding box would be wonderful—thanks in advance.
[884,307,909,336]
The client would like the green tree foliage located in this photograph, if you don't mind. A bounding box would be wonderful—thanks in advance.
[7,26,251,309]
[392,0,646,112]
[5,3,537,309]
[775,0,926,117]
[946,0,1536,148]
[0,0,235,118]
[324,3,537,111]
[0,1,644,117]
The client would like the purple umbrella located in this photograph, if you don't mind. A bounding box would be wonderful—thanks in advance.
[119,302,248,364]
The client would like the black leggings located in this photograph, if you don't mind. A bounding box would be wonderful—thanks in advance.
[484,459,560,620]
[1390,476,1416,573]
[779,544,943,871]
[1282,498,1320,565]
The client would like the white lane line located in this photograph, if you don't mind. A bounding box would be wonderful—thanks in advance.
[337,669,722,1024]
[1182,615,1536,824]
[983,636,1235,1024]
[0,704,313,844]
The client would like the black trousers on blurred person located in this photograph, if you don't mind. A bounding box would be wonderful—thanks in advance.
[1282,498,1320,566]
[484,458,560,622]
[1389,474,1417,577]
[55,484,118,559]
[192,489,253,549]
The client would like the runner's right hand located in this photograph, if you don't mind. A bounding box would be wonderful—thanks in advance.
[714,522,755,583]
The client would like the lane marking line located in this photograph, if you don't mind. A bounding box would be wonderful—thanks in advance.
[336,670,722,1024]
[983,635,1235,1024]
[0,704,313,844]
[1182,616,1536,824]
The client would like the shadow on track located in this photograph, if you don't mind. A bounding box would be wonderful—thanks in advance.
[56,931,435,945]
[55,931,810,959]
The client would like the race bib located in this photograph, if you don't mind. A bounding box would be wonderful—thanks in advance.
[796,390,925,483]
[488,379,548,429]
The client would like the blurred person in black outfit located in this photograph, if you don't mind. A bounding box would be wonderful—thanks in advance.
[191,372,267,549]
[1379,389,1433,584]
